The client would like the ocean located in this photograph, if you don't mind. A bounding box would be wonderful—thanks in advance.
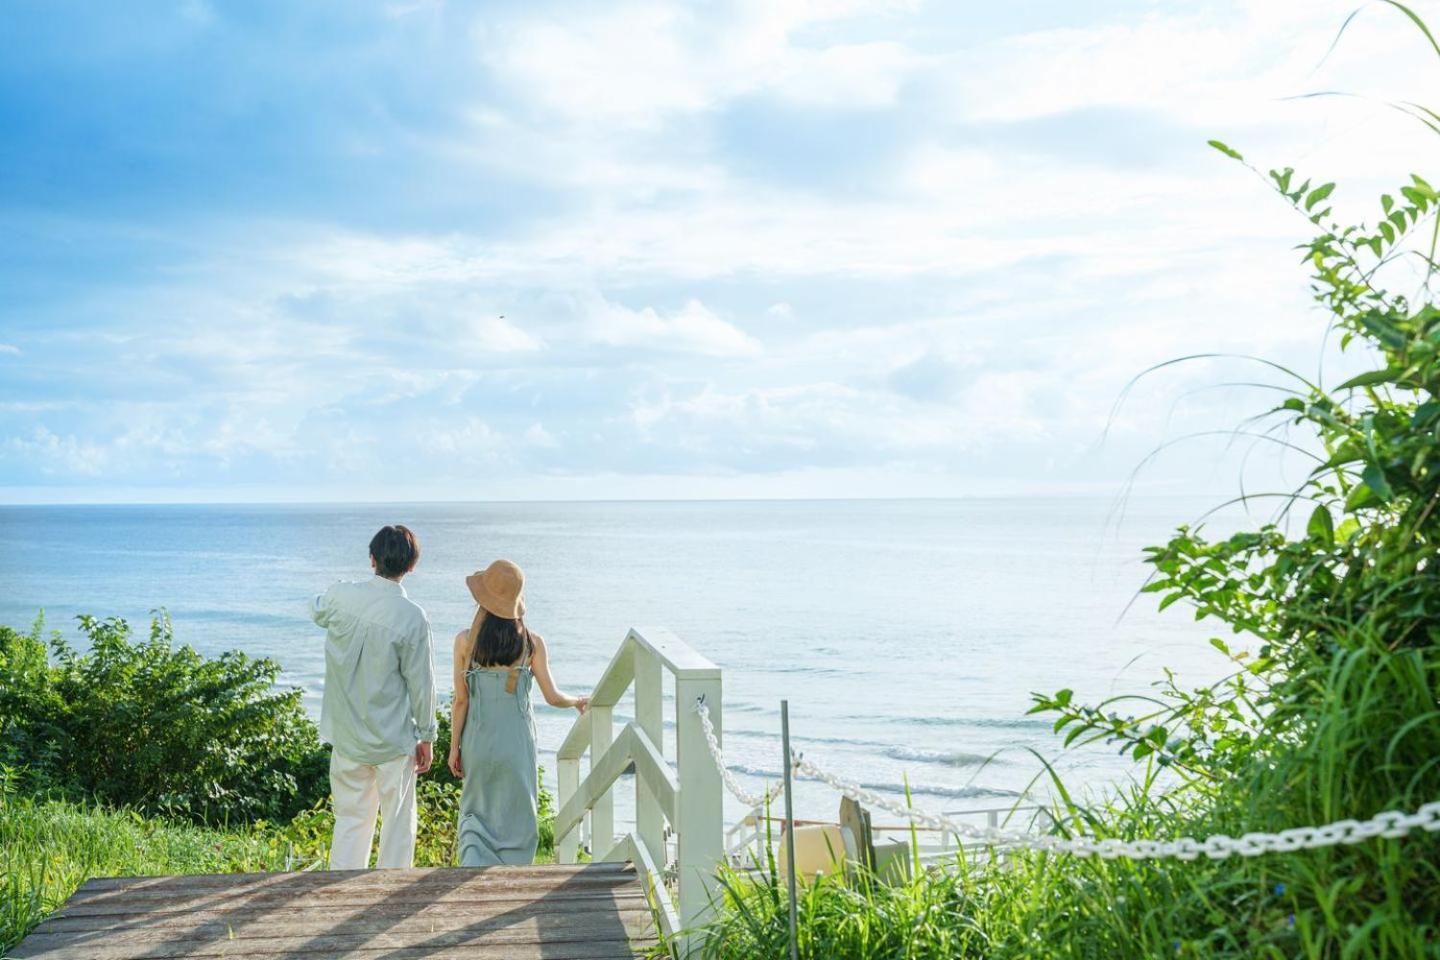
[0,497,1241,829]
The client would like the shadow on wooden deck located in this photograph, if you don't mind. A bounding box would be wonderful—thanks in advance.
[10,863,657,959]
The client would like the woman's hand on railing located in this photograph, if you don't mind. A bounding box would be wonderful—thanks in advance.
[573,695,590,715]
[448,745,464,779]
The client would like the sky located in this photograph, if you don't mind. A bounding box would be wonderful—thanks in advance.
[0,0,1437,504]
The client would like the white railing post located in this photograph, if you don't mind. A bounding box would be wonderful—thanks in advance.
[674,673,724,934]
[635,646,666,869]
[589,701,615,857]
[557,757,579,864]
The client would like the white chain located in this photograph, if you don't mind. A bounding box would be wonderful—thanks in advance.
[694,696,786,810]
[694,698,1440,861]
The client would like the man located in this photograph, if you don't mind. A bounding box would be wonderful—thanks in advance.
[310,524,436,870]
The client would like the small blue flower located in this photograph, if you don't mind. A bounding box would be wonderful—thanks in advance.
[1173,940,1182,954]
[1273,882,1285,896]
[1288,913,1296,928]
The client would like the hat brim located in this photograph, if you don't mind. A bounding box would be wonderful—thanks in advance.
[465,572,525,620]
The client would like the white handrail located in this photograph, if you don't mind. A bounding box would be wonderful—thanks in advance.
[556,627,723,951]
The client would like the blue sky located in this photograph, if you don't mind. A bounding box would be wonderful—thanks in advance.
[0,0,1435,503]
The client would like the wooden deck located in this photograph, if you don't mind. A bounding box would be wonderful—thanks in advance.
[10,864,658,960]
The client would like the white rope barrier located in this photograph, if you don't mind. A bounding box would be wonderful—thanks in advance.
[694,698,1440,861]
[695,695,786,810]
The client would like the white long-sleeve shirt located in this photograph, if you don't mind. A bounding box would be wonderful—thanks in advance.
[310,575,437,765]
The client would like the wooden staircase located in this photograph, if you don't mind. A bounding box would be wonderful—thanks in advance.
[10,864,657,960]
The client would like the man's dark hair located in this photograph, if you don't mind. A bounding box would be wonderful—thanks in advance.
[370,525,420,579]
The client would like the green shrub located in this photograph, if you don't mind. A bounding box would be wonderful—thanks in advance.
[0,613,328,824]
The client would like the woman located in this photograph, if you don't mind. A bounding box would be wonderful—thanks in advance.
[448,559,588,866]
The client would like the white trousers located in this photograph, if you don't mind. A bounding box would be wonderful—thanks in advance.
[328,750,417,870]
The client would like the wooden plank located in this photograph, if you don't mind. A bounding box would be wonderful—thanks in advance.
[603,833,680,940]
[33,899,650,934]
[66,871,639,907]
[556,724,678,843]
[557,756,581,863]
[633,650,667,875]
[675,672,724,939]
[589,703,616,857]
[77,863,632,892]
[17,913,653,952]
[627,628,720,679]
[12,942,644,960]
[52,889,647,921]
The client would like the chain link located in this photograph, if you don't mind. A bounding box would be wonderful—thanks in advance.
[694,696,787,810]
[693,698,1440,861]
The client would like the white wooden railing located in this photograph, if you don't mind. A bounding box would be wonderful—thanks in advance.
[555,627,723,945]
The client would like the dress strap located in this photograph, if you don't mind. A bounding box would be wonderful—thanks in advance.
[505,635,533,694]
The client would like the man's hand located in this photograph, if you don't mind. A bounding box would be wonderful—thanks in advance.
[415,740,434,775]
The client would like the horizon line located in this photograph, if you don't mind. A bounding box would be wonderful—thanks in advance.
[0,490,1227,509]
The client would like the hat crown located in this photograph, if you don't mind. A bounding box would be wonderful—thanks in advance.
[467,559,525,619]
[481,559,523,600]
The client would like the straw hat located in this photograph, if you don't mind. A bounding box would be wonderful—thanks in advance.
[466,559,525,620]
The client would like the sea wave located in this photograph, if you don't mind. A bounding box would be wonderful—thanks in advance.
[845,714,1055,732]
[883,746,1007,768]
[723,763,1019,801]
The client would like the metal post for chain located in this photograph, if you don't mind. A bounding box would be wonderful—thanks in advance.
[781,700,799,960]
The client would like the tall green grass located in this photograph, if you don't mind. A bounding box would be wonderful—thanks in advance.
[694,643,1439,958]
[0,788,303,954]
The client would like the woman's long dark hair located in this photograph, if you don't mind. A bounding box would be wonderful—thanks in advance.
[470,610,532,667]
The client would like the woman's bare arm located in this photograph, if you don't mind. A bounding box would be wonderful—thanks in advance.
[530,634,589,713]
[447,629,472,777]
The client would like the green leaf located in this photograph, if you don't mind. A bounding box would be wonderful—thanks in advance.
[1382,193,1395,213]
[1307,504,1334,547]
[1207,139,1244,160]
[1357,312,1408,349]
[1335,367,1403,390]
[1304,183,1335,210]
[1344,483,1377,511]
[1362,462,1394,502]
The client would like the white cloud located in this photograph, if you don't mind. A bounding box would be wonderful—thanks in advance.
[480,0,925,128]
[418,418,508,461]
[524,422,559,448]
[0,344,19,355]
[584,296,763,357]
[469,315,545,353]
[6,427,109,476]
